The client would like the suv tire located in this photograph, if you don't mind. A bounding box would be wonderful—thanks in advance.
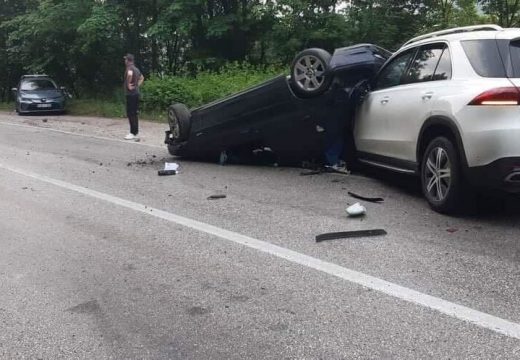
[421,136,472,214]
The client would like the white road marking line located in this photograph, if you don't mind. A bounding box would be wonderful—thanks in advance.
[0,120,163,149]
[2,163,520,340]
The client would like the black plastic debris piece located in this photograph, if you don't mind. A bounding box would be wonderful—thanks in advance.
[207,194,227,200]
[348,192,384,203]
[158,170,177,176]
[316,229,387,242]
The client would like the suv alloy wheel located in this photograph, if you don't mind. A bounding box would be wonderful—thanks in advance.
[421,136,472,214]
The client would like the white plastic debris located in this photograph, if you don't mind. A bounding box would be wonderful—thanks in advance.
[346,203,366,217]
[164,162,179,171]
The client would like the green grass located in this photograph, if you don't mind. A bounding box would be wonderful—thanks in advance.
[0,99,166,122]
[0,102,14,111]
[66,99,167,122]
[67,99,125,118]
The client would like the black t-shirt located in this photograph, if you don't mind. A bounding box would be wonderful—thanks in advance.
[124,65,142,96]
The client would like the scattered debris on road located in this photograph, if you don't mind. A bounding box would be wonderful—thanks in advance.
[300,163,351,176]
[348,192,384,203]
[324,164,351,175]
[158,169,177,176]
[127,154,166,167]
[158,162,179,176]
[208,194,227,200]
[446,228,459,234]
[346,203,366,217]
[316,229,387,242]
[42,118,48,123]
[164,162,179,171]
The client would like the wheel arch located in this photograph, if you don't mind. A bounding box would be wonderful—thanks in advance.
[416,116,468,170]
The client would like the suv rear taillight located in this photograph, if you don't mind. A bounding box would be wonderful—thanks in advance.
[468,87,520,106]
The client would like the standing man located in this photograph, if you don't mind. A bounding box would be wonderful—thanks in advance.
[123,54,144,140]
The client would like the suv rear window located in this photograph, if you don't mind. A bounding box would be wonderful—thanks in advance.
[461,39,506,77]
[508,40,520,77]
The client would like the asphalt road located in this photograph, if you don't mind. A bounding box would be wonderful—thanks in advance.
[1,112,520,359]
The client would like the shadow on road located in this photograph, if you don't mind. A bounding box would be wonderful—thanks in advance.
[354,165,520,221]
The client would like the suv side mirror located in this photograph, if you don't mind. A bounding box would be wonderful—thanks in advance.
[60,86,66,91]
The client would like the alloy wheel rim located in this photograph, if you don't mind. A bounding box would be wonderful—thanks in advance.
[294,55,326,91]
[424,147,452,202]
[168,109,180,139]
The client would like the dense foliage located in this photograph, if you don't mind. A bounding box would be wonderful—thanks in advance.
[0,1,508,109]
[141,63,283,110]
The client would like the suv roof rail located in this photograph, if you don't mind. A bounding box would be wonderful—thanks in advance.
[21,74,49,78]
[403,25,503,47]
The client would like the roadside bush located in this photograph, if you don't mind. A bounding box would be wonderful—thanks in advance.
[140,76,196,111]
[141,62,284,112]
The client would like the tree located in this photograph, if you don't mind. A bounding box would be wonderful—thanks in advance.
[420,0,485,30]
[347,0,432,50]
[3,0,92,94]
[0,0,37,100]
[479,0,520,27]
[270,0,350,62]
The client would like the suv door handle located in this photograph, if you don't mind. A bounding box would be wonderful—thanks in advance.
[422,92,434,100]
[380,96,390,105]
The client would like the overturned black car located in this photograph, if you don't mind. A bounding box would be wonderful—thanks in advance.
[165,44,391,166]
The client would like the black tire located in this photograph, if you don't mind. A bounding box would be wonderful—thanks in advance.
[290,48,333,97]
[421,136,473,214]
[167,103,191,142]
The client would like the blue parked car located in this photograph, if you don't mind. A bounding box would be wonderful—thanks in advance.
[12,75,68,115]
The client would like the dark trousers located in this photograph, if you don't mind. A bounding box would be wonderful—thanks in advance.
[126,94,139,135]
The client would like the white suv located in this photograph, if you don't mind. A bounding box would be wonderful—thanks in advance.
[354,25,520,213]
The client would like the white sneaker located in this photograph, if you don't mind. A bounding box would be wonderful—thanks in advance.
[124,133,135,140]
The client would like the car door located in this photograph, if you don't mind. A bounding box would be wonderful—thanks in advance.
[354,48,417,158]
[382,43,452,162]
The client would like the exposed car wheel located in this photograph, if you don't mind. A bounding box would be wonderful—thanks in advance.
[167,103,191,142]
[290,48,333,97]
[421,136,472,214]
